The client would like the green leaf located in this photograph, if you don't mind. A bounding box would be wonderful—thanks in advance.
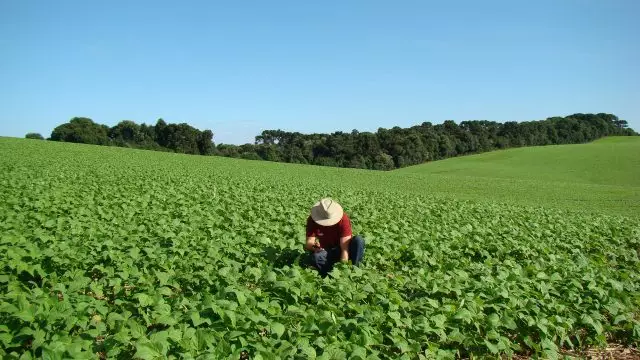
[135,293,154,307]
[350,346,367,359]
[389,311,401,322]
[155,271,170,286]
[225,310,237,327]
[128,319,147,338]
[582,314,603,335]
[41,347,64,360]
[0,332,13,347]
[454,309,473,323]
[233,290,246,306]
[431,314,446,328]
[167,327,182,342]
[613,314,626,324]
[487,313,500,327]
[19,351,34,360]
[190,311,204,327]
[32,329,46,350]
[158,287,172,296]
[107,312,126,328]
[271,322,285,338]
[195,329,212,351]
[299,341,316,359]
[484,340,499,354]
[134,341,166,360]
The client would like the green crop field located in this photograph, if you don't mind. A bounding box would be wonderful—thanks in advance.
[1,137,639,359]
[398,137,640,186]
[394,136,640,217]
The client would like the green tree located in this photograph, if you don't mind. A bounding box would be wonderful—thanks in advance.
[50,117,110,145]
[372,152,395,170]
[216,144,241,158]
[256,144,282,162]
[25,133,44,140]
[109,120,143,146]
[197,130,215,155]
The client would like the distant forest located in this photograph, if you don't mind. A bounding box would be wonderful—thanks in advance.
[35,113,636,170]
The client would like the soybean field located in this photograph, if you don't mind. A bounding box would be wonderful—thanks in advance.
[1,137,639,359]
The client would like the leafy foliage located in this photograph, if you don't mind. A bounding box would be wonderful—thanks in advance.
[50,117,111,145]
[1,138,639,359]
[49,117,214,155]
[24,133,44,140]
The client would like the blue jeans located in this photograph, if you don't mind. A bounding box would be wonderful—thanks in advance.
[309,235,365,276]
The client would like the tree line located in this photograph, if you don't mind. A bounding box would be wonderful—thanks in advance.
[30,113,635,170]
[32,117,214,155]
[216,113,636,169]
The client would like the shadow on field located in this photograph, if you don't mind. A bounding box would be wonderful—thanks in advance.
[261,246,307,268]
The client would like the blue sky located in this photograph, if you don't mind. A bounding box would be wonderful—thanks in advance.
[1,0,638,144]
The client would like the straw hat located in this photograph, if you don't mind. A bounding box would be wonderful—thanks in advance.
[310,198,344,226]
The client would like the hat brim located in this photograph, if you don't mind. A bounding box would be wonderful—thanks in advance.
[310,202,343,226]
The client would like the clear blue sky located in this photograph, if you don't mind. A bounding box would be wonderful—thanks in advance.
[1,0,638,144]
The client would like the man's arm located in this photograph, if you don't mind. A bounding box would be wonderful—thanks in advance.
[339,236,352,262]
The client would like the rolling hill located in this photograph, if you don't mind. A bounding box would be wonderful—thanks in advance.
[392,136,640,217]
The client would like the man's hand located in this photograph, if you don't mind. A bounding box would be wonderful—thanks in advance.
[339,235,351,263]
[306,236,324,252]
[340,250,349,262]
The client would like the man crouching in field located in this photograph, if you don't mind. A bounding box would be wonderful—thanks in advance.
[305,198,365,276]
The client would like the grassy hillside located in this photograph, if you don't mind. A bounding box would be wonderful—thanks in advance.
[393,136,640,217]
[1,137,639,358]
[397,137,639,187]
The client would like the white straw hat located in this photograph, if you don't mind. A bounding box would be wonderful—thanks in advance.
[310,198,344,226]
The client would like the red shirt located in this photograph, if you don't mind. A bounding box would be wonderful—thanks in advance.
[306,213,352,249]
